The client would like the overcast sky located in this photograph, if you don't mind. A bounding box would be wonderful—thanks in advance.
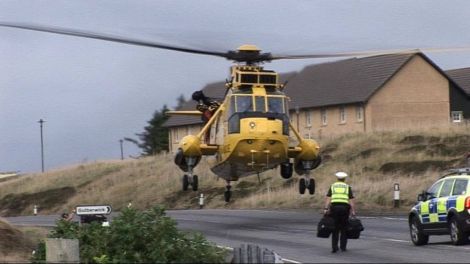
[1,0,470,173]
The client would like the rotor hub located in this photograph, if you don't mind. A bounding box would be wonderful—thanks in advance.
[237,44,261,52]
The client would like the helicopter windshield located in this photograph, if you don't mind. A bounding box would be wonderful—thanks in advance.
[255,96,266,112]
[229,94,289,135]
[267,97,284,113]
[236,95,253,112]
[232,95,285,114]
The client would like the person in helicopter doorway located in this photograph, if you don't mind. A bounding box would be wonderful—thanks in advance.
[323,172,356,253]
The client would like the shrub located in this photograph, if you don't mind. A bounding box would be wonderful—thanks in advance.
[32,206,226,263]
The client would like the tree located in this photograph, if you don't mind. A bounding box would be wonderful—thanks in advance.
[176,94,186,109]
[128,94,187,156]
[136,105,170,155]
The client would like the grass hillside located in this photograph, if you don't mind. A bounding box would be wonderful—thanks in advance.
[0,219,36,261]
[0,128,469,216]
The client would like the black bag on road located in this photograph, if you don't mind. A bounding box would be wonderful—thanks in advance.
[317,215,335,238]
[347,217,364,239]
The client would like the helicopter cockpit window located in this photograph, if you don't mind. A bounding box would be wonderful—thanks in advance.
[229,96,236,116]
[236,96,253,112]
[267,97,284,113]
[255,96,266,112]
[240,74,257,84]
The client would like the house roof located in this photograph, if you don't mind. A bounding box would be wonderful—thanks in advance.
[163,72,297,127]
[284,53,418,109]
[445,67,470,95]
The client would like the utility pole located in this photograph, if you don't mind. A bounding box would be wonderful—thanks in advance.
[38,119,45,173]
[119,139,124,160]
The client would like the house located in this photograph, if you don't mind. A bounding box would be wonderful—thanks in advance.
[285,52,469,139]
[445,67,470,123]
[163,52,468,151]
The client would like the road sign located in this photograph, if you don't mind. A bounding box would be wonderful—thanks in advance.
[76,205,112,215]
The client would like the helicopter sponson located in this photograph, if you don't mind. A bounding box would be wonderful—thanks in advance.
[293,138,322,175]
[174,135,202,172]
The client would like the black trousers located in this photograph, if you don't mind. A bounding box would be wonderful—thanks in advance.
[330,203,350,250]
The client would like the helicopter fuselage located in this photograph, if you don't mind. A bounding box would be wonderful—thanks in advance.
[204,68,296,180]
[211,115,289,180]
[175,64,320,185]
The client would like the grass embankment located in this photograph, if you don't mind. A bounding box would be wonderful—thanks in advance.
[0,219,37,261]
[0,128,469,216]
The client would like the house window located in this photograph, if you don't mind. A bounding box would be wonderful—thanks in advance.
[321,109,327,125]
[305,110,312,127]
[339,106,346,124]
[356,106,364,122]
[452,111,463,123]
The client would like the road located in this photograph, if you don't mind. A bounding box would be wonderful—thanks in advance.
[6,209,470,263]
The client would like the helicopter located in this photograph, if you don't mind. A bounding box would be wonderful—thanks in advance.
[2,22,467,202]
[167,45,325,203]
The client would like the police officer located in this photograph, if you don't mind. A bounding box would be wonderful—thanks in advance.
[324,171,356,253]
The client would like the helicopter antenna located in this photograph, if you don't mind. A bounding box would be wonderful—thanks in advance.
[281,72,299,90]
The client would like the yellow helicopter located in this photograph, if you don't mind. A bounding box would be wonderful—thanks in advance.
[0,22,442,202]
[168,44,323,202]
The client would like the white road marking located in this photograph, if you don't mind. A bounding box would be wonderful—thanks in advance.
[383,238,409,243]
[358,216,407,221]
[282,257,302,263]
[383,217,407,221]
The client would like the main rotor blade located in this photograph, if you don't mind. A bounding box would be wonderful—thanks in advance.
[3,22,470,63]
[0,22,229,58]
[270,49,419,60]
[271,46,470,60]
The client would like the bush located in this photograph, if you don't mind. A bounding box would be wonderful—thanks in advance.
[32,206,226,263]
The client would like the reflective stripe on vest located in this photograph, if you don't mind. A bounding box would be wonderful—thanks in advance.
[331,182,349,204]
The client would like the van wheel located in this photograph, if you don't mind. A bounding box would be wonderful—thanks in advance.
[449,216,468,245]
[409,216,428,246]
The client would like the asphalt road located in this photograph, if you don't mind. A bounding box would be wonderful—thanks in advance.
[6,209,470,263]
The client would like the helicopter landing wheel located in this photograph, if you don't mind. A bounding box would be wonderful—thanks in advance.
[299,178,306,194]
[224,190,232,202]
[224,184,232,202]
[182,174,189,191]
[280,162,293,179]
[308,178,315,195]
[192,175,198,191]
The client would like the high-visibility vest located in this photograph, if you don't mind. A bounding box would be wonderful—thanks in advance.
[331,181,350,204]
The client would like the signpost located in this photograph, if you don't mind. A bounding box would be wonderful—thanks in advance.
[75,205,112,215]
[393,183,400,208]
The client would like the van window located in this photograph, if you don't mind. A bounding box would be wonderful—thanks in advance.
[427,180,443,199]
[452,179,468,196]
[439,179,455,197]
